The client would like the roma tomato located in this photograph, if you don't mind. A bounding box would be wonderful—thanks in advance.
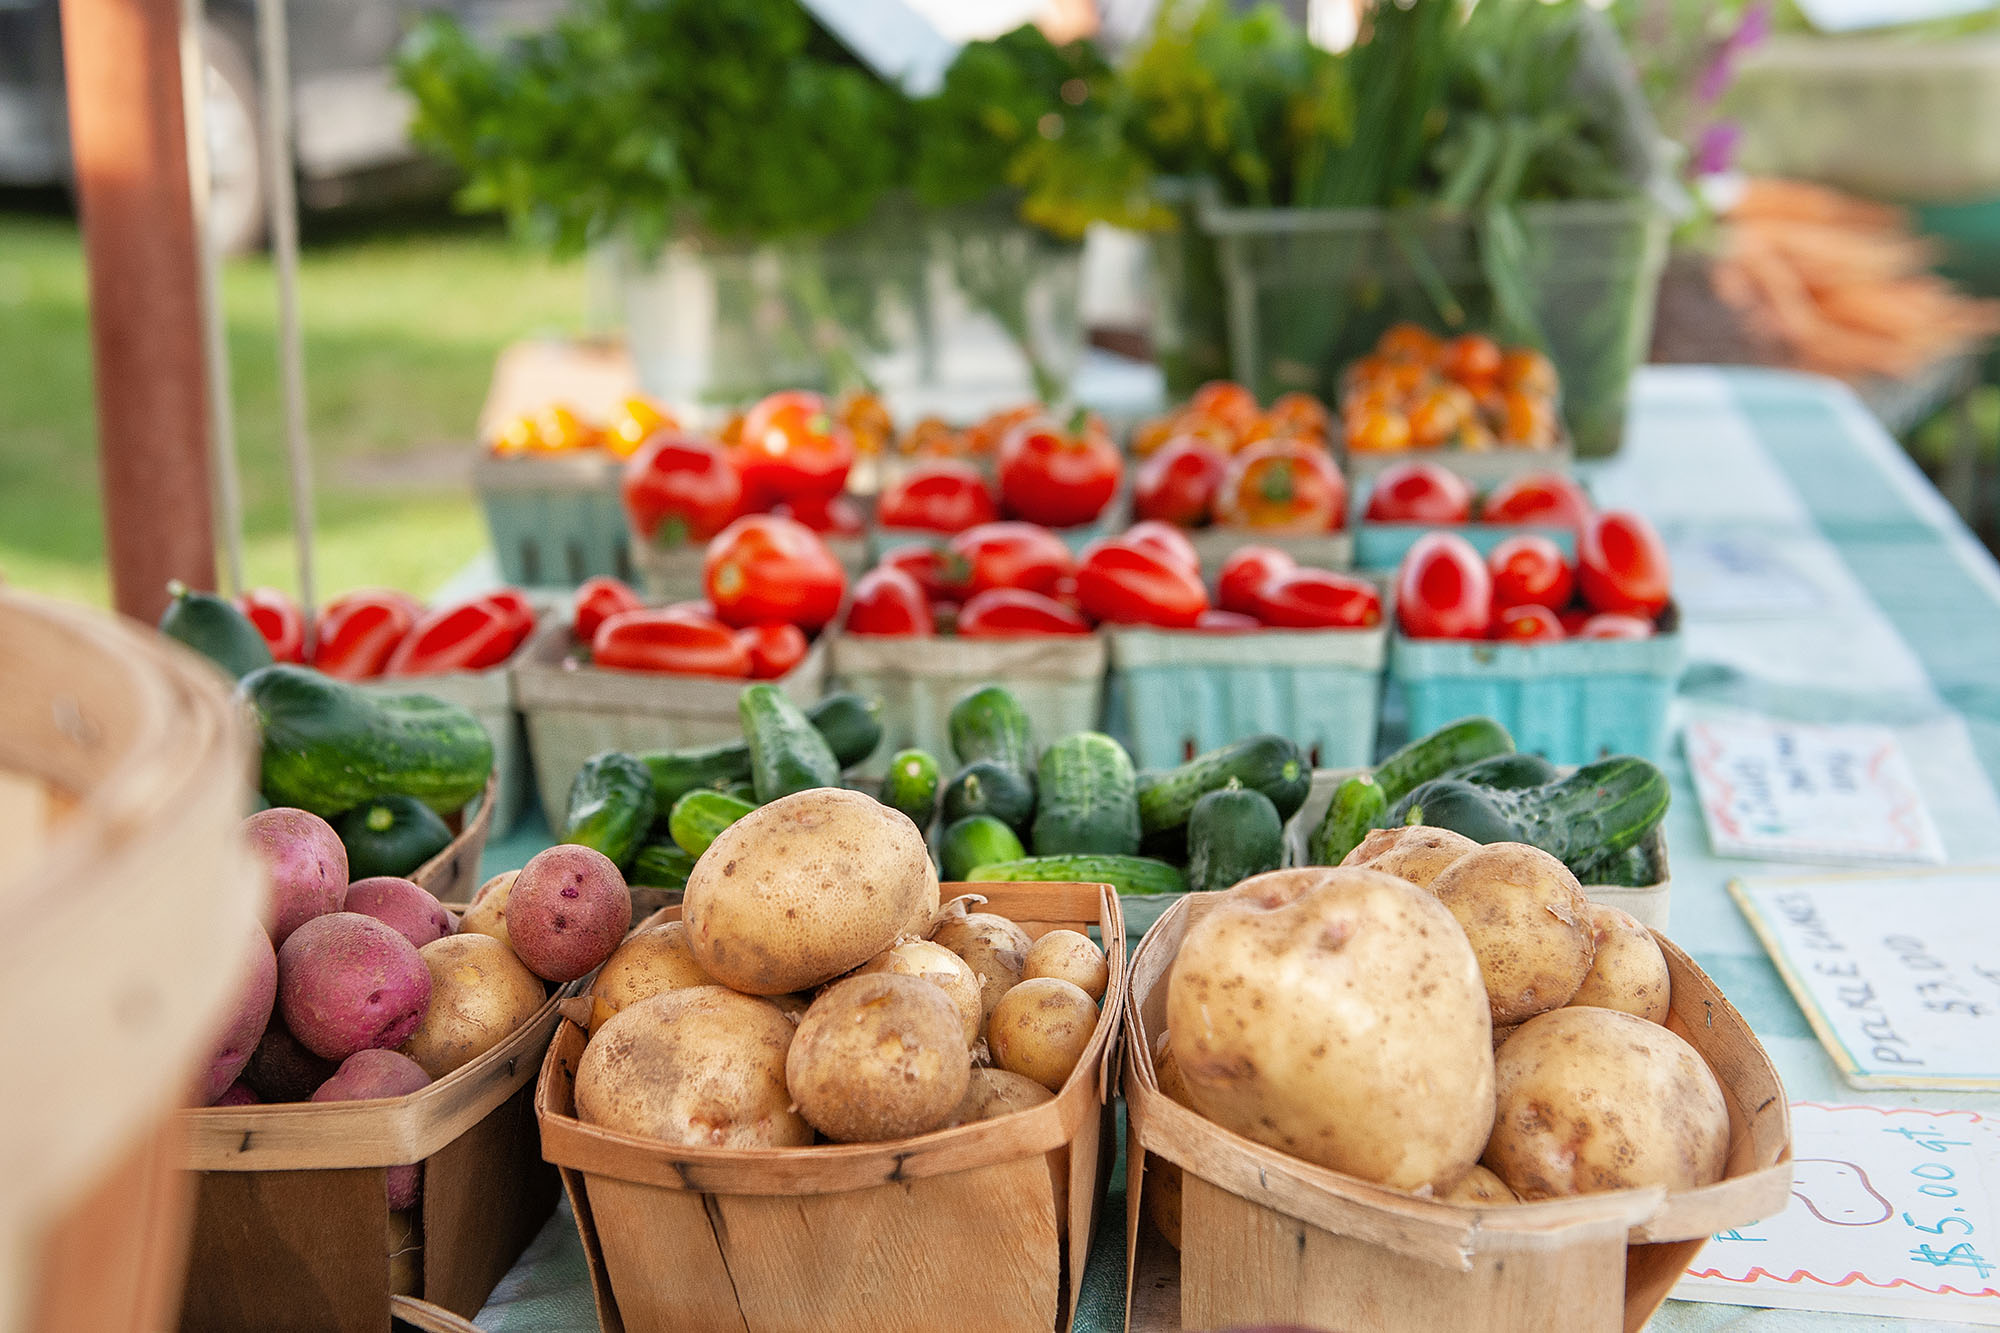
[1480,471,1592,530]
[623,432,744,544]
[1194,608,1261,632]
[1248,569,1382,629]
[483,588,537,653]
[1076,539,1209,628]
[1487,535,1574,611]
[385,596,519,675]
[772,492,867,537]
[877,462,999,534]
[311,590,418,680]
[878,543,955,602]
[845,567,935,637]
[1134,436,1228,528]
[955,588,1092,637]
[235,587,305,663]
[1364,461,1474,524]
[1123,520,1201,575]
[1493,603,1567,642]
[703,515,846,632]
[1578,511,1671,617]
[944,522,1075,598]
[572,577,643,645]
[1577,612,1655,640]
[1395,533,1492,640]
[739,622,809,679]
[592,607,750,677]
[734,390,854,502]
[996,416,1122,528]
[1214,440,1347,532]
[1216,546,1297,615]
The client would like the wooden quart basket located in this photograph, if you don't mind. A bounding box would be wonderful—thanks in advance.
[1122,891,1793,1333]
[537,881,1127,1333]
[406,770,499,906]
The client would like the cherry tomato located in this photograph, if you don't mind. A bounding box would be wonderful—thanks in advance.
[1481,471,1593,530]
[1264,392,1331,442]
[845,567,935,637]
[1377,322,1444,364]
[734,390,855,502]
[1194,608,1261,632]
[592,607,751,677]
[235,587,305,663]
[1578,511,1671,617]
[704,515,847,632]
[878,543,956,602]
[772,492,867,537]
[1487,535,1574,612]
[1577,612,1656,640]
[877,462,1000,534]
[572,577,644,645]
[1214,439,1347,532]
[1500,347,1559,398]
[1187,380,1260,436]
[1248,569,1382,629]
[1493,603,1567,642]
[1443,333,1504,387]
[1345,408,1413,454]
[739,622,810,679]
[955,588,1093,637]
[996,416,1122,529]
[944,522,1075,598]
[1076,538,1209,628]
[1498,390,1558,447]
[534,404,600,453]
[1364,461,1474,524]
[1395,533,1493,640]
[385,596,520,675]
[623,432,744,544]
[605,396,676,458]
[1123,520,1201,575]
[1216,546,1297,615]
[311,590,419,680]
[1134,436,1228,528]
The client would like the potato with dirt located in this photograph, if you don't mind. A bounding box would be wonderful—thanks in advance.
[930,907,1032,1020]
[1341,825,1480,890]
[987,977,1099,1092]
[1427,843,1595,1027]
[589,921,716,1035]
[277,912,433,1061]
[1566,903,1672,1023]
[786,973,970,1142]
[1442,1164,1520,1205]
[508,844,632,983]
[944,1068,1055,1126]
[243,807,349,944]
[400,933,548,1078]
[1021,929,1108,1002]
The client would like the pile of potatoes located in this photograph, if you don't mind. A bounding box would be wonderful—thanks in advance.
[1149,827,1729,1245]
[573,787,1110,1150]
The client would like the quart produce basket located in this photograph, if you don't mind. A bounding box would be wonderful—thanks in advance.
[1354,519,1576,573]
[1342,441,1575,489]
[1183,525,1354,577]
[1102,624,1386,771]
[631,532,870,605]
[1121,891,1792,1333]
[537,881,1124,1333]
[1,591,264,1332]
[361,648,531,839]
[406,770,499,907]
[474,453,632,589]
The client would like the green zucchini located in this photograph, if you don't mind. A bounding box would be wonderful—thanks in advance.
[1306,774,1387,866]
[966,853,1188,898]
[1031,732,1140,856]
[1372,717,1514,805]
[949,686,1034,782]
[939,815,1026,882]
[1393,756,1671,872]
[810,692,883,769]
[739,684,840,803]
[334,796,453,880]
[669,789,756,858]
[563,751,659,870]
[1448,752,1558,790]
[881,749,943,829]
[242,665,492,817]
[1135,735,1308,834]
[1186,782,1284,893]
[940,760,1036,829]
[638,741,754,811]
[631,840,696,890]
[159,581,273,680]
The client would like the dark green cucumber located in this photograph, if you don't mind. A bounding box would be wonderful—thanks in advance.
[949,686,1034,781]
[1135,735,1308,834]
[669,789,756,857]
[1372,717,1514,805]
[720,780,758,803]
[1186,782,1284,893]
[335,796,452,879]
[638,741,754,811]
[1032,732,1140,856]
[940,760,1036,829]
[739,684,839,803]
[1448,752,1558,790]
[939,815,1026,882]
[631,840,696,890]
[810,692,883,769]
[881,749,943,828]
[1570,834,1657,888]
[1306,774,1387,866]
[966,853,1188,897]
[242,665,492,816]
[563,751,658,870]
[1393,779,1528,846]
[1394,756,1671,871]
[159,581,273,680]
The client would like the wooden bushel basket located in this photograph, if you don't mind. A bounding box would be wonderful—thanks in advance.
[1122,891,1793,1333]
[537,882,1126,1333]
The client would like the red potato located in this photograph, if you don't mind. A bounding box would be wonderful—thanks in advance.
[343,876,456,950]
[312,1049,434,1208]
[242,807,349,944]
[277,912,434,1061]
[214,1082,260,1107]
[198,926,278,1106]
[242,1020,337,1102]
[507,844,633,982]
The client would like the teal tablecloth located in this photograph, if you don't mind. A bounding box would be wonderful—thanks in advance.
[470,367,2000,1332]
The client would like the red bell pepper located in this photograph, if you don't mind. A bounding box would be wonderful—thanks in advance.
[236,587,305,663]
[311,590,418,680]
[591,607,751,677]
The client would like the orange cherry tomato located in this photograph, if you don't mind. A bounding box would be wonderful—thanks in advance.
[1442,333,1504,387]
[1377,322,1444,364]
[1498,390,1558,448]
[491,413,541,456]
[535,404,600,453]
[900,416,962,458]
[1500,347,1559,399]
[1346,409,1413,454]
[1263,392,1330,442]
[1188,381,1260,437]
[1407,384,1473,449]
[605,396,675,458]
[1130,414,1181,457]
[1214,439,1348,533]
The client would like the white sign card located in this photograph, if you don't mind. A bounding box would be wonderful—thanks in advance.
[1730,870,2000,1090]
[800,0,1046,95]
[1793,0,1999,35]
[1687,718,1946,865]
[1677,1103,2000,1324]
[1668,532,1822,618]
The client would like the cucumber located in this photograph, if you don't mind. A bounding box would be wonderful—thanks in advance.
[1305,774,1387,866]
[1186,782,1284,893]
[1448,752,1558,790]
[721,780,759,803]
[242,665,493,817]
[1135,735,1308,834]
[940,760,1036,829]
[881,749,943,829]
[1393,756,1671,873]
[638,741,754,811]
[1393,780,1527,846]
[334,796,453,880]
[1031,732,1140,856]
[739,683,839,803]
[159,581,273,680]
[562,751,658,870]
[939,815,1026,882]
[1372,717,1514,805]
[810,692,883,769]
[949,686,1033,782]
[669,789,756,858]
[967,854,1188,898]
[631,840,696,890]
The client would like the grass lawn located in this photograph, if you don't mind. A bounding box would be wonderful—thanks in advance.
[0,197,588,607]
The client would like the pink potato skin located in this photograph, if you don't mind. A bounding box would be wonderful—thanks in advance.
[311,1050,434,1208]
[244,808,350,944]
[343,876,456,950]
[277,913,434,1061]
[198,926,279,1105]
[243,1021,337,1102]
[214,1081,261,1107]
[507,845,632,983]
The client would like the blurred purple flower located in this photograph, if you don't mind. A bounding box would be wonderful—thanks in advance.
[1693,120,1743,177]
[1694,2,1774,106]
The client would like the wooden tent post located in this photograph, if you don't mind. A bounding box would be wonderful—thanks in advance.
[59,0,216,622]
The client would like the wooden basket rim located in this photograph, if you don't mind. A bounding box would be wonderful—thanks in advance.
[409,768,499,895]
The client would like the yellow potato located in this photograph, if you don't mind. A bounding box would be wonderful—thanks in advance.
[930,911,1032,1020]
[1566,903,1672,1023]
[853,939,984,1046]
[987,977,1099,1093]
[399,934,547,1078]
[944,1067,1054,1127]
[1441,1164,1520,1205]
[458,870,518,952]
[1022,928,1109,1002]
[786,973,970,1142]
[1427,843,1595,1026]
[1342,824,1481,890]
[589,921,715,1035]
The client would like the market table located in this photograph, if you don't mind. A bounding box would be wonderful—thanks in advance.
[465,366,2000,1333]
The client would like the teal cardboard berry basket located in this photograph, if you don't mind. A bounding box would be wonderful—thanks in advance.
[474,453,632,589]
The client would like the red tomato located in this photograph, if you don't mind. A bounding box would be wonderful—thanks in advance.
[944,522,1075,598]
[385,597,519,675]
[235,587,305,663]
[1194,608,1261,632]
[1214,440,1347,532]
[1248,569,1383,629]
[661,598,718,620]
[878,543,955,602]
[592,607,750,676]
[772,492,867,537]
[622,432,744,544]
[1493,603,1567,642]
[1134,436,1228,527]
[1395,533,1493,640]
[1487,535,1574,611]
[1075,539,1209,628]
[955,588,1092,637]
[1123,520,1201,575]
[311,590,418,680]
[996,417,1122,528]
[734,390,855,502]
[845,567,935,637]
[1363,461,1474,524]
[1480,471,1593,530]
[1577,612,1655,640]
[572,576,643,645]
[703,515,846,632]
[877,462,1000,534]
[1578,511,1671,617]
[1216,546,1297,615]
[738,622,809,678]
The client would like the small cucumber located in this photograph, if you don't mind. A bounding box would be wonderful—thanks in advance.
[638,741,754,811]
[1032,732,1140,856]
[1394,779,1529,845]
[881,748,943,829]
[1448,752,1559,790]
[940,759,1036,829]
[1135,735,1308,834]
[949,686,1034,781]
[966,853,1188,898]
[1186,781,1284,893]
[810,692,885,769]
[631,840,696,890]
[563,751,659,870]
[335,795,453,880]
[739,683,840,803]
[669,789,756,858]
[939,815,1026,882]
[1372,717,1514,806]
[159,581,273,680]
[1306,773,1387,866]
